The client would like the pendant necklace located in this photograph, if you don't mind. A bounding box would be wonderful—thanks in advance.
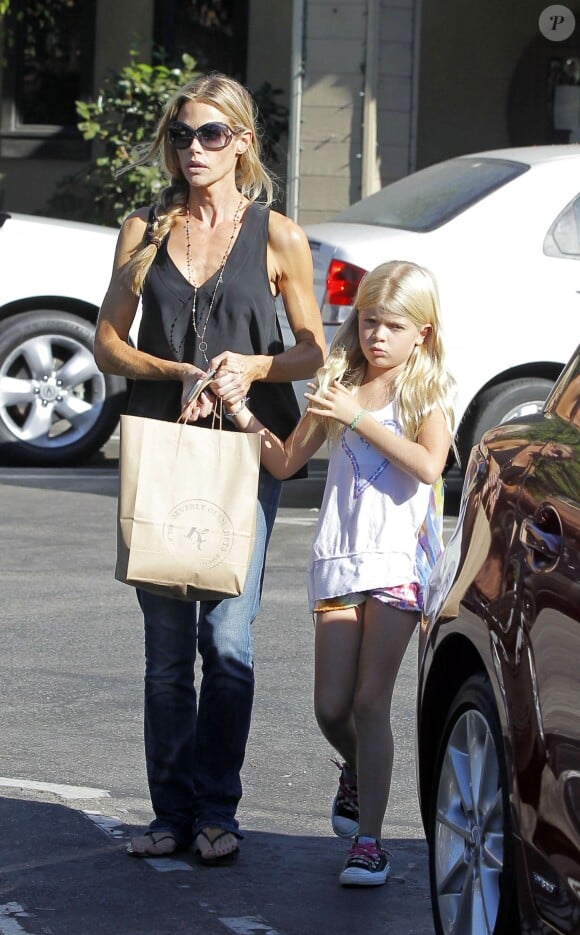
[184,197,245,364]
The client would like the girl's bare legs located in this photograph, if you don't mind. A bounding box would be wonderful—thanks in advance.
[314,607,363,771]
[354,599,418,839]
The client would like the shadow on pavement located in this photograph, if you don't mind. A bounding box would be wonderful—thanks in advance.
[0,459,331,506]
[0,458,462,514]
[0,794,435,934]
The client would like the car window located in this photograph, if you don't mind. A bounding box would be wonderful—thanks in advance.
[335,157,529,232]
[544,195,580,259]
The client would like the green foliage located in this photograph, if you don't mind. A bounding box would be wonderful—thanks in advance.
[47,50,290,227]
[46,52,200,226]
[5,0,77,29]
[1,0,78,59]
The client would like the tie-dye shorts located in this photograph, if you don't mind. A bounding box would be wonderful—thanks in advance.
[313,581,422,614]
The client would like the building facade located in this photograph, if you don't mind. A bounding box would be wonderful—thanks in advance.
[1,0,579,223]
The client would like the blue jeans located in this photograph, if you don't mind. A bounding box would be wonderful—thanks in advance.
[136,468,281,848]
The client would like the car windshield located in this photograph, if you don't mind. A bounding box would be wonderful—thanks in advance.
[336,157,529,232]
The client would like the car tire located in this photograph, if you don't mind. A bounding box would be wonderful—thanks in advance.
[428,673,519,935]
[0,310,126,466]
[460,377,554,465]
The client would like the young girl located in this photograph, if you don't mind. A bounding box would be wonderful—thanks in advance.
[222,260,456,885]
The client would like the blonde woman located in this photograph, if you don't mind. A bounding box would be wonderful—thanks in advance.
[94,73,325,862]
[226,260,456,885]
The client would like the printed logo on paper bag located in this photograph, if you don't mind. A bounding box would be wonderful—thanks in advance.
[164,499,234,567]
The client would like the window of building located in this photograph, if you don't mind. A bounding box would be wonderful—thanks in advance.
[0,0,96,158]
[153,0,248,80]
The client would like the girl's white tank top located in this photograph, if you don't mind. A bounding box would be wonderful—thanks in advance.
[307,401,431,610]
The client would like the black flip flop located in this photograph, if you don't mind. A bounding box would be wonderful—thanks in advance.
[126,830,178,858]
[194,829,240,864]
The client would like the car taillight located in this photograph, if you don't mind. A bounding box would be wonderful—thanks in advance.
[322,259,366,324]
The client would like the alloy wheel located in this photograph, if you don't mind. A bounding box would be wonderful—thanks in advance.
[433,708,504,934]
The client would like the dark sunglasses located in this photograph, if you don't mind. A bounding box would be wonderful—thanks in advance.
[168,120,236,151]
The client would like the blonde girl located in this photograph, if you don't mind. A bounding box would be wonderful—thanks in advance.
[225,259,455,885]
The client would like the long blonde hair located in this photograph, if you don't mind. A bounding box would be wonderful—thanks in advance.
[123,72,275,294]
[311,260,456,447]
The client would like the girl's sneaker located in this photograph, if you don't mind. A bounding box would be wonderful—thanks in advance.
[339,837,391,886]
[331,760,359,839]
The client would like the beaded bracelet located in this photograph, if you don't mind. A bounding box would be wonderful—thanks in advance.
[349,409,365,431]
[224,397,249,421]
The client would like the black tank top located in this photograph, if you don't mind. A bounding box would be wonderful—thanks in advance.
[126,202,303,459]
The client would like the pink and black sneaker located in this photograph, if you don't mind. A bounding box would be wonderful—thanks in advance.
[339,837,391,886]
[331,759,359,839]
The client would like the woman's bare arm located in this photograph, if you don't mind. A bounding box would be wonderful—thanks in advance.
[208,211,326,407]
[94,211,212,415]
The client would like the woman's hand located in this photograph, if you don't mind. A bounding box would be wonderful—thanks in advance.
[209,351,254,410]
[304,380,359,426]
[179,369,217,422]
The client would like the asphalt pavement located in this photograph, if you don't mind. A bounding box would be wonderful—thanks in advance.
[0,450,462,934]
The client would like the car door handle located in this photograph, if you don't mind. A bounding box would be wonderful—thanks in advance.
[520,518,562,570]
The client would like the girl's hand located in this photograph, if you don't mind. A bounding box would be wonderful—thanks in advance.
[304,380,359,426]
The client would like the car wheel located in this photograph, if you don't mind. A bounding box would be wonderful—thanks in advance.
[0,310,126,466]
[428,674,519,935]
[460,377,554,466]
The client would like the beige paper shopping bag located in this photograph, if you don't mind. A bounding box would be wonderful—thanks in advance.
[115,414,261,601]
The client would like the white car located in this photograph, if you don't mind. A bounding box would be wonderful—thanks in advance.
[0,212,120,465]
[302,145,580,465]
[2,145,577,466]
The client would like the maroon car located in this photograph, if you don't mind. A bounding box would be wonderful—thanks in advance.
[417,346,580,934]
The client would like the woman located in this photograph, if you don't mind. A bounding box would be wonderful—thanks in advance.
[94,72,325,862]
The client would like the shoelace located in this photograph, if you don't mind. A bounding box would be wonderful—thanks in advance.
[332,758,358,804]
[347,840,382,861]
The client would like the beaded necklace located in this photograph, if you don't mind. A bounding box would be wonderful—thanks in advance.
[184,197,245,364]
